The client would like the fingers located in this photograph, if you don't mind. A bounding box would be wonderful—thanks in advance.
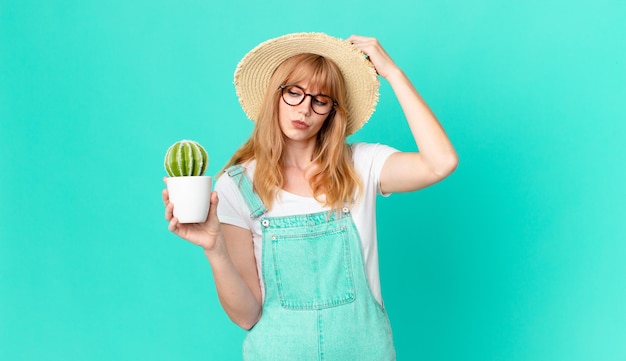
[347,35,397,78]
[162,188,170,205]
[347,35,378,48]
[164,198,179,231]
[206,191,219,216]
[164,197,179,231]
[204,191,220,225]
[162,179,183,235]
[168,214,180,232]
[210,191,219,208]
[347,34,370,43]
[165,200,174,221]
[347,35,382,60]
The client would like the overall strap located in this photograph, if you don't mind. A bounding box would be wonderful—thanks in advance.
[225,165,267,219]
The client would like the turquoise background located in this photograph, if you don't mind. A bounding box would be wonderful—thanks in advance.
[1,0,625,360]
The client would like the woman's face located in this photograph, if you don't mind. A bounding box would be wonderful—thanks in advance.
[277,82,330,144]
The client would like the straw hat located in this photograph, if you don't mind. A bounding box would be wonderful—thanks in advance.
[234,32,380,135]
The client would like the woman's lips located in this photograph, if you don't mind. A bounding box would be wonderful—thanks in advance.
[292,120,309,130]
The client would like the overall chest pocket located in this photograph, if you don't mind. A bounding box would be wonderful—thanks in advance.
[270,226,356,310]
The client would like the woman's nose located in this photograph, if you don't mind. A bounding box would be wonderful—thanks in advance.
[296,96,312,115]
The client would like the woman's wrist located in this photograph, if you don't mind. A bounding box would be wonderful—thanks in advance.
[202,233,229,261]
[382,66,405,83]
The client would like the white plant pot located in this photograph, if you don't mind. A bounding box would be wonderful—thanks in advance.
[166,176,212,223]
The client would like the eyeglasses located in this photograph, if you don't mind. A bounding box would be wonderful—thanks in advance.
[279,84,337,115]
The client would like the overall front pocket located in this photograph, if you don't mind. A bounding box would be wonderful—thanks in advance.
[271,227,355,310]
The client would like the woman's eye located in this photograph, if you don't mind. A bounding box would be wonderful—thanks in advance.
[287,87,303,97]
[314,97,328,106]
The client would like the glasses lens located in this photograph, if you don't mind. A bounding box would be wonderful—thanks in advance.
[311,95,333,115]
[282,85,305,106]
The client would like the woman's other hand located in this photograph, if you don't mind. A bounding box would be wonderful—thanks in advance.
[347,35,399,79]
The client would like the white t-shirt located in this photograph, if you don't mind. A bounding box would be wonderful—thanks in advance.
[214,142,398,306]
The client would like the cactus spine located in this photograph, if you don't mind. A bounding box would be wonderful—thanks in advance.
[164,140,208,177]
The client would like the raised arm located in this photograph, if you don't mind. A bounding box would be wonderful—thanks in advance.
[348,35,458,193]
[163,183,262,329]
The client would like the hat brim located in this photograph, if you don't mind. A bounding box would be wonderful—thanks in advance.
[234,32,379,135]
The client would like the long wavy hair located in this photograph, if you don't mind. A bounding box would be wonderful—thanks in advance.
[223,53,362,210]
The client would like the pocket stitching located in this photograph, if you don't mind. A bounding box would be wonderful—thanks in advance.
[272,227,355,310]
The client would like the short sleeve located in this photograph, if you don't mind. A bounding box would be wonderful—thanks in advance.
[351,142,399,195]
[214,172,252,230]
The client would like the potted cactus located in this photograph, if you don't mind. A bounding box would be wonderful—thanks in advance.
[164,139,212,223]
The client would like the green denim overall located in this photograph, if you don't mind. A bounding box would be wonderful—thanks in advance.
[227,166,396,361]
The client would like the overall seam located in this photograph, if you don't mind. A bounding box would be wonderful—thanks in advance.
[317,310,325,361]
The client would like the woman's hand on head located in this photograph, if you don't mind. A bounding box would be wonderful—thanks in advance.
[347,35,399,79]
[162,177,222,251]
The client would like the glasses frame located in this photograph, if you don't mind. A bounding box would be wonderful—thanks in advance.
[279,84,338,115]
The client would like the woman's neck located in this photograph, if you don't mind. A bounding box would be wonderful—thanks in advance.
[281,139,316,171]
[280,140,321,196]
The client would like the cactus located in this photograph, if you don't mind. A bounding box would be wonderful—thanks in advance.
[164,140,208,177]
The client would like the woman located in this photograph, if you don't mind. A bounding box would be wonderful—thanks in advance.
[163,33,458,360]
